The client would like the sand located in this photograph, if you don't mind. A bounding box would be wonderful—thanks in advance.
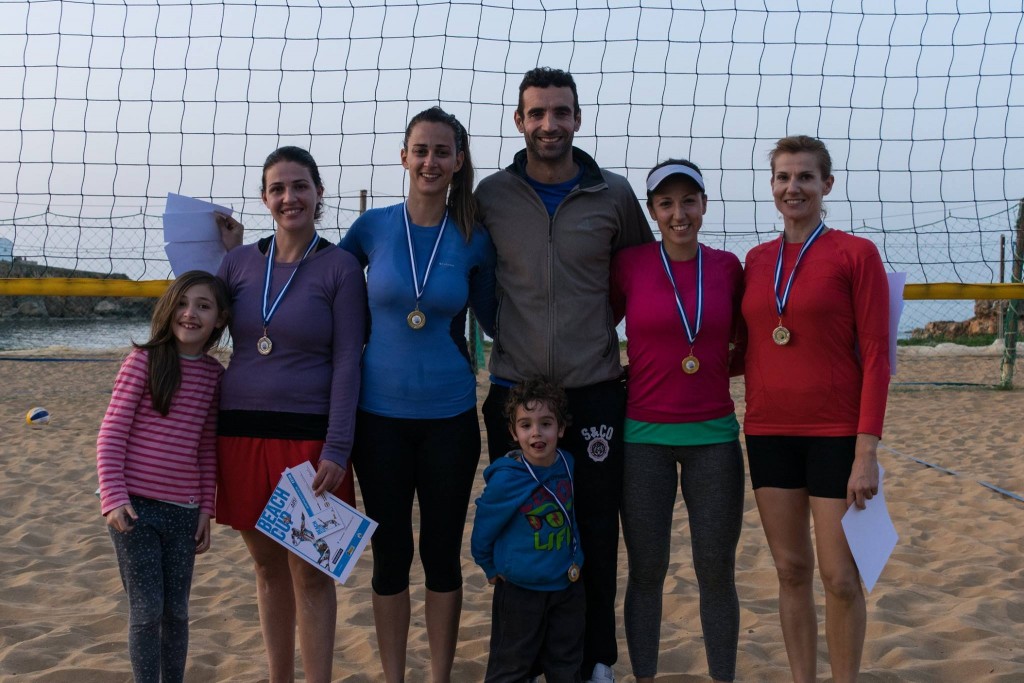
[0,346,1021,681]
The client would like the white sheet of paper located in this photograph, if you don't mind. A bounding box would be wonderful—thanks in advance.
[164,240,226,276]
[162,193,233,275]
[162,212,221,243]
[887,272,906,376]
[841,464,898,593]
[165,192,232,216]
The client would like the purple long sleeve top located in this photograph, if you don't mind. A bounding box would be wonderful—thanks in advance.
[217,238,367,467]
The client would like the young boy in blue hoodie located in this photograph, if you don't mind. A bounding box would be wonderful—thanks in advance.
[472,377,585,683]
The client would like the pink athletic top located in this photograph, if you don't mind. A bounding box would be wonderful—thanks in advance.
[97,348,222,516]
[611,242,744,424]
[741,229,890,437]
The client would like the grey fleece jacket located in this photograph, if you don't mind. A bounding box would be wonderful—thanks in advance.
[475,147,654,388]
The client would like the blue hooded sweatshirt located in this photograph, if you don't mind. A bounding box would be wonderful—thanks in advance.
[471,449,584,592]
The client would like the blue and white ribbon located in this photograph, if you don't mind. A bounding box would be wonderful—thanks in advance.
[262,231,319,330]
[521,449,579,563]
[773,221,825,318]
[659,242,703,347]
[403,202,448,306]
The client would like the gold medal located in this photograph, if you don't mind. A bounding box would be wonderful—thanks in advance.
[772,223,825,349]
[522,450,580,585]
[257,331,273,356]
[772,325,791,346]
[404,204,446,333]
[682,354,699,374]
[407,309,426,330]
[259,233,319,360]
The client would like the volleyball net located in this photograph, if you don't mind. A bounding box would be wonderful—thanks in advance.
[1,0,1023,338]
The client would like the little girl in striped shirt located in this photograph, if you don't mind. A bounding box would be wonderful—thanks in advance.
[97,270,230,683]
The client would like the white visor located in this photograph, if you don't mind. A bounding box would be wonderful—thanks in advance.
[646,164,705,193]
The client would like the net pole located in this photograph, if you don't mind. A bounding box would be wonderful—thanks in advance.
[1000,235,1006,338]
[998,200,1024,389]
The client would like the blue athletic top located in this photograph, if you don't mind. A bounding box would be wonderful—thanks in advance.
[525,169,582,216]
[340,203,497,419]
[471,449,584,592]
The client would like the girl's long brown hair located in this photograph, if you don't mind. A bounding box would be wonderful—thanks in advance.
[135,271,230,416]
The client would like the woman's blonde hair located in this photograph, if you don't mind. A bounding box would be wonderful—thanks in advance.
[769,135,833,178]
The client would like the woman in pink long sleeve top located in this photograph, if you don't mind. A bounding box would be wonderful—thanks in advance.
[611,159,745,683]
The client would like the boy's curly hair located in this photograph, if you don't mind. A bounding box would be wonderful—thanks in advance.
[504,376,571,429]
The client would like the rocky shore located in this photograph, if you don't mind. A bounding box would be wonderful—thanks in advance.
[910,299,1022,340]
[0,260,154,319]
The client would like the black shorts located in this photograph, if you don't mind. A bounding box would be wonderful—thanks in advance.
[744,435,856,499]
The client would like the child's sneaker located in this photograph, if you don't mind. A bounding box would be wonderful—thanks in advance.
[586,663,615,683]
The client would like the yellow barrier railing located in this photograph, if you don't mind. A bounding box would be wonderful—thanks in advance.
[0,278,173,297]
[902,283,1024,300]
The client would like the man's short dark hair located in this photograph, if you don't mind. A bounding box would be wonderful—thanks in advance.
[517,67,580,117]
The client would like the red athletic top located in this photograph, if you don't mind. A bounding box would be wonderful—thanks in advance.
[741,229,890,437]
[611,242,744,424]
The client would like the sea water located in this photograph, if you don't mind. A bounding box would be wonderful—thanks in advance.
[0,318,155,352]
[0,299,972,352]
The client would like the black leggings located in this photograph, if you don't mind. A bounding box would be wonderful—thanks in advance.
[351,407,481,595]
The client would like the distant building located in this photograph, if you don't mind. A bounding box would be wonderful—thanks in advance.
[0,238,12,262]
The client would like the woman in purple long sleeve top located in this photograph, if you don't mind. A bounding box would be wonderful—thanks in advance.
[214,146,367,683]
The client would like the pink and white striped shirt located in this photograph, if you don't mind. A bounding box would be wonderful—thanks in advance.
[97,348,223,516]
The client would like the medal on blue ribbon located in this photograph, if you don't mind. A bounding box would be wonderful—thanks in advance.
[659,242,703,374]
[404,203,448,330]
[772,221,825,345]
[521,450,581,583]
[258,232,319,355]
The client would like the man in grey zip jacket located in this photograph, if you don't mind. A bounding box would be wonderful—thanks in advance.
[476,66,654,683]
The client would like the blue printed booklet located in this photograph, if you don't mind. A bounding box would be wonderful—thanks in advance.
[256,461,377,584]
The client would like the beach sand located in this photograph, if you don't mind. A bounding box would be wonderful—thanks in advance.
[0,346,1021,681]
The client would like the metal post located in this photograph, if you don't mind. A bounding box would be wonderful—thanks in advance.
[999,235,1006,339]
[998,200,1024,388]
[359,189,367,215]
[1000,235,1006,283]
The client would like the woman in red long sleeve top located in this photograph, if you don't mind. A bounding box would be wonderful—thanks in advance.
[741,135,890,683]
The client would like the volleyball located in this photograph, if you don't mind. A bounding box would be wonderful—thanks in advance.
[25,407,51,428]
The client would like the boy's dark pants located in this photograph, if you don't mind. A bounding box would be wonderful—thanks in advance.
[485,579,585,683]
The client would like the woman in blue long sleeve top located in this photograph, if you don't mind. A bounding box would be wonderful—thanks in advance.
[339,106,496,683]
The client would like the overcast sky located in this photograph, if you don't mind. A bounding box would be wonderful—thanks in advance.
[0,0,1021,291]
